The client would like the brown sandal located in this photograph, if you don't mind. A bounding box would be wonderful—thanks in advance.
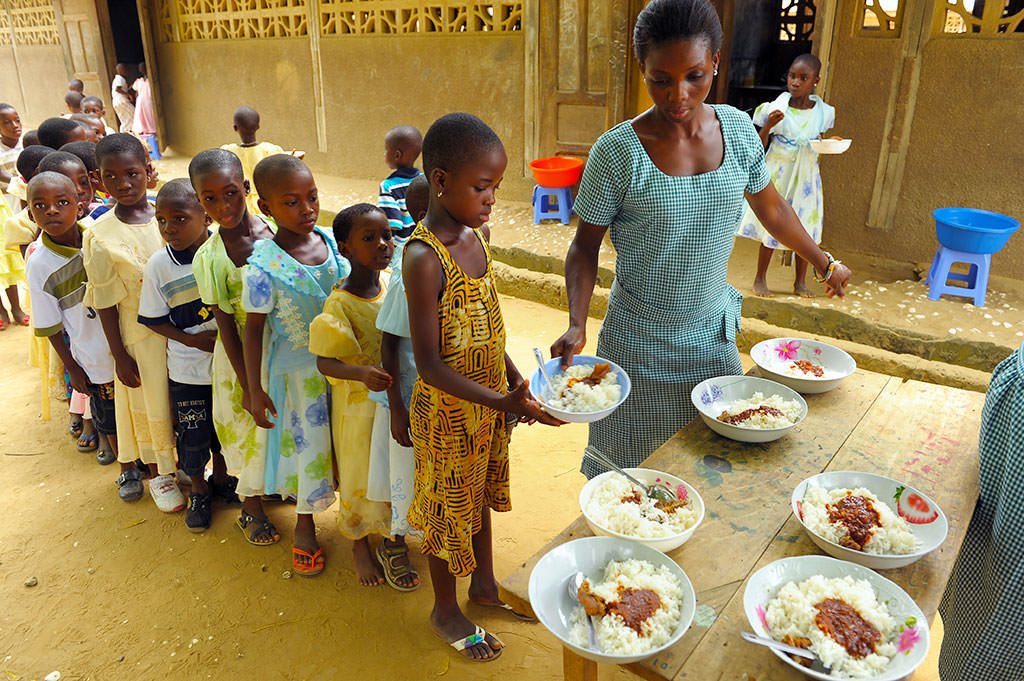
[377,540,419,592]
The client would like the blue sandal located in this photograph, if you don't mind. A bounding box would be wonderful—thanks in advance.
[76,433,98,452]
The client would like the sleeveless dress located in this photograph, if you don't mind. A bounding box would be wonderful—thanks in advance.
[406,224,511,577]
[938,342,1024,680]
[573,105,771,477]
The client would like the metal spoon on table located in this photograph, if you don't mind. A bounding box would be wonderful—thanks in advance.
[568,572,601,652]
[583,446,676,503]
[740,631,831,673]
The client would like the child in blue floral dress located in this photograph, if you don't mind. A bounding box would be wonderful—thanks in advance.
[241,154,350,576]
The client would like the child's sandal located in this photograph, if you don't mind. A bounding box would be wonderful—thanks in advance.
[236,511,280,546]
[376,541,419,592]
[76,433,98,452]
[292,546,324,577]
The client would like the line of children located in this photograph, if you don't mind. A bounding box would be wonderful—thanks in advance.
[16,115,568,665]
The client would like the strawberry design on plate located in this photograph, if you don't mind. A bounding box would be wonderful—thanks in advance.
[894,486,939,524]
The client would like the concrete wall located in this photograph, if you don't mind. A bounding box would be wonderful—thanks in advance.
[823,3,1024,279]
[153,34,528,194]
[0,45,68,127]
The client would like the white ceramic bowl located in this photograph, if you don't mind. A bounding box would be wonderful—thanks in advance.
[751,338,857,394]
[810,138,852,154]
[528,536,696,665]
[530,355,631,424]
[792,471,948,570]
[743,555,928,681]
[579,468,705,552]
[690,376,807,443]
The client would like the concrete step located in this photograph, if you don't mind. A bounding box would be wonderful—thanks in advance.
[492,261,991,393]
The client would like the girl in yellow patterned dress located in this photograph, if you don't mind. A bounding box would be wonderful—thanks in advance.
[404,113,560,662]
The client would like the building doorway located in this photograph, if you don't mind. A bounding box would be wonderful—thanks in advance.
[722,0,816,114]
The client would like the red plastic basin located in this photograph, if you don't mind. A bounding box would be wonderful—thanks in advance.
[529,156,584,188]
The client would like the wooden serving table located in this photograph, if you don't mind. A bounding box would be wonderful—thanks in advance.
[499,370,984,681]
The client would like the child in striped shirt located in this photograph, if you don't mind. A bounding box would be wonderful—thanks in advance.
[378,125,422,251]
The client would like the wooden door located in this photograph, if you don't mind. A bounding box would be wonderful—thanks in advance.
[534,0,631,158]
[54,0,114,114]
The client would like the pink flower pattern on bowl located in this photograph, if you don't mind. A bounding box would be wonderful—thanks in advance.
[775,340,802,360]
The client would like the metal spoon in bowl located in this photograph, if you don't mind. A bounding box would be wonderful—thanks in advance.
[584,446,676,503]
[568,571,601,652]
[533,347,555,400]
[740,631,831,673]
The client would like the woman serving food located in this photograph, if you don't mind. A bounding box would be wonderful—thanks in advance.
[551,0,851,477]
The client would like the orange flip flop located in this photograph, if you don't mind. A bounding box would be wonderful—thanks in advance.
[292,546,325,577]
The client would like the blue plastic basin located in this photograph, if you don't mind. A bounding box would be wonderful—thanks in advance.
[934,207,1020,254]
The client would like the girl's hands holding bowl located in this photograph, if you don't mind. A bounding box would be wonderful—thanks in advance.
[826,262,852,299]
[550,324,586,370]
[498,381,565,426]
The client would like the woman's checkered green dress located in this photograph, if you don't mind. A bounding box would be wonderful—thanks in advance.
[938,342,1024,680]
[573,105,770,477]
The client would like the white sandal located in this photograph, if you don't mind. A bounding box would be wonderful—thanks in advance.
[444,625,503,661]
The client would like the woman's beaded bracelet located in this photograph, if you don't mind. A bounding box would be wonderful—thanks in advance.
[813,251,839,283]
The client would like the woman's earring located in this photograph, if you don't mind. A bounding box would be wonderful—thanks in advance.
[714,68,719,76]
[436,191,443,198]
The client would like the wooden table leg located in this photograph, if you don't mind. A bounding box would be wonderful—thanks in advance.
[563,646,597,681]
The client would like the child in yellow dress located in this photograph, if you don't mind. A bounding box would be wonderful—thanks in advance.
[311,203,419,591]
[220,106,303,217]
[83,134,181,510]
[403,113,559,661]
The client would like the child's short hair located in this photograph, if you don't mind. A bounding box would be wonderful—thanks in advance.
[27,170,76,201]
[188,147,244,186]
[95,133,147,166]
[37,150,87,175]
[252,154,309,199]
[405,174,429,222]
[422,113,503,177]
[59,141,99,172]
[81,95,103,109]
[0,102,15,115]
[16,145,53,180]
[157,177,201,206]
[69,113,101,131]
[385,125,422,152]
[332,203,383,244]
[792,53,821,75]
[233,106,260,129]
[68,78,84,93]
[37,117,84,149]
[64,91,84,110]
[22,130,40,146]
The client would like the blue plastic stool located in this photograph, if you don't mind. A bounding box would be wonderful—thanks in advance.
[925,246,991,307]
[145,134,161,160]
[532,185,572,224]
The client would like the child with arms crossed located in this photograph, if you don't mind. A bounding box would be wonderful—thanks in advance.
[243,155,349,576]
[403,114,560,661]
[190,148,278,544]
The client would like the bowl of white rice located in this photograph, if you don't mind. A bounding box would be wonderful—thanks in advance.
[793,471,948,570]
[751,338,857,394]
[529,355,630,423]
[743,555,928,681]
[580,468,705,552]
[528,536,696,665]
[690,376,807,443]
